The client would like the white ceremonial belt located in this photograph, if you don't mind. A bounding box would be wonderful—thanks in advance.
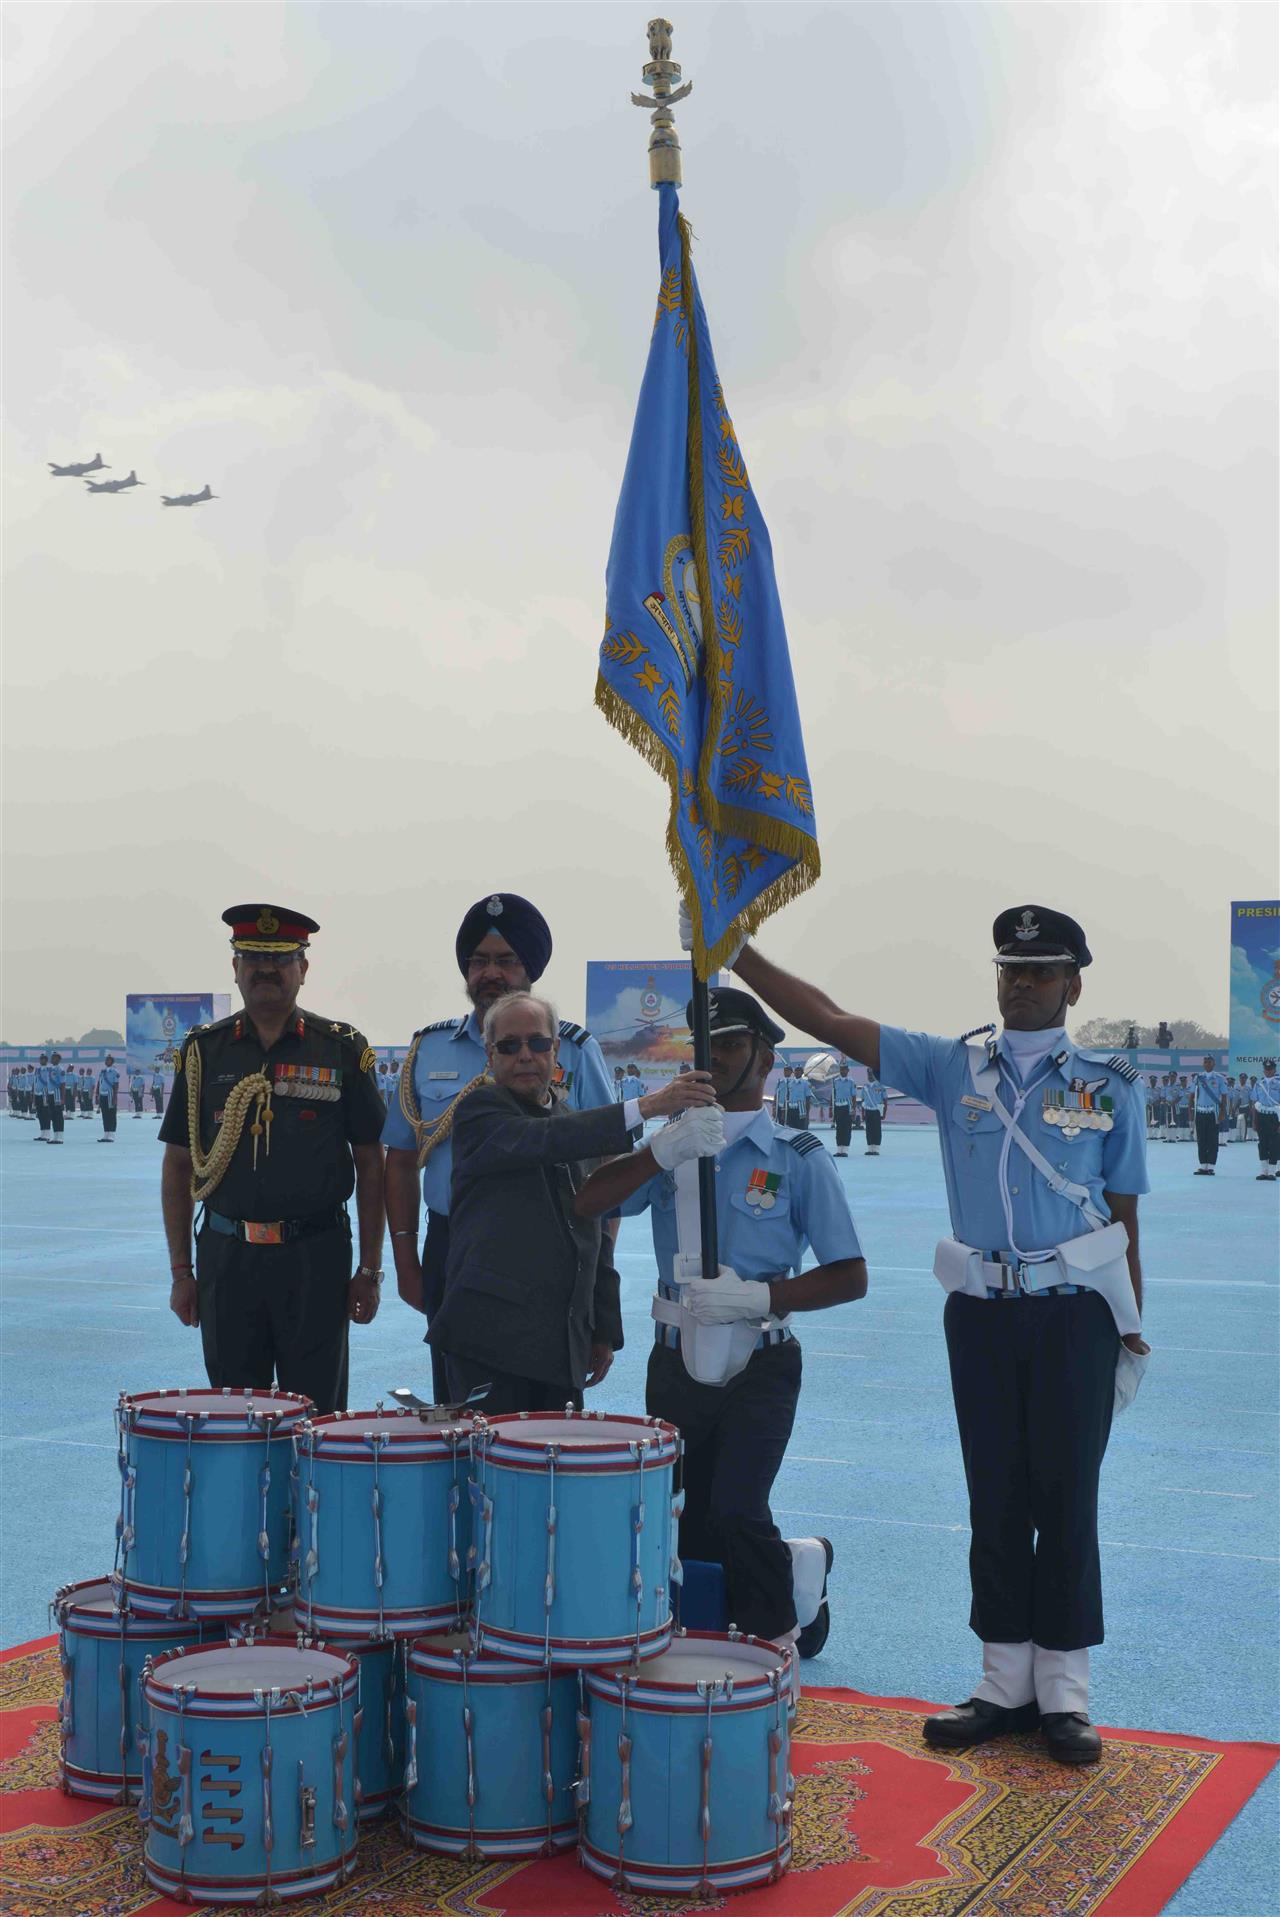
[650,1293,790,1336]
[933,1228,1139,1335]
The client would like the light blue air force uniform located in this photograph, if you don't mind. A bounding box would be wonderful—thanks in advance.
[622,1107,862,1345]
[381,1009,615,1214]
[620,1072,646,1102]
[1253,1074,1280,1113]
[861,1080,887,1115]
[831,1074,855,1109]
[1192,1070,1229,1114]
[879,1026,1149,1262]
[97,1066,119,1100]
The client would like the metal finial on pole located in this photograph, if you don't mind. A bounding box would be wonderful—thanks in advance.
[631,18,692,187]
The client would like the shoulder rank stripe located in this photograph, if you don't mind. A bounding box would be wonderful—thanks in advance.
[558,1020,589,1047]
[785,1131,823,1157]
[959,1022,997,1043]
[421,1017,463,1034]
[1105,1053,1141,1083]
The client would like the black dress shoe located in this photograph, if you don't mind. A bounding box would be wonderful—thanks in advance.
[922,1697,1040,1749]
[794,1538,834,1659]
[1040,1711,1102,1764]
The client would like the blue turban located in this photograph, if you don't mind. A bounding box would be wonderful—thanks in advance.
[455,893,553,983]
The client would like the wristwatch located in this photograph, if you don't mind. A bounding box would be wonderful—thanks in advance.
[353,1265,384,1285]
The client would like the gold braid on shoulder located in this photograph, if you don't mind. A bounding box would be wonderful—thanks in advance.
[185,1040,275,1202]
[397,1030,490,1169]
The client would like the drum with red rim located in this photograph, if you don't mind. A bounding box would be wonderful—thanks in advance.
[139,1636,358,1906]
[292,1407,471,1638]
[402,1630,579,1858]
[469,1410,682,1667]
[580,1630,793,1894]
[117,1388,312,1619]
[52,1578,224,1802]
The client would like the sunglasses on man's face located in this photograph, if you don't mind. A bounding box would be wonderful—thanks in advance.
[492,1033,555,1057]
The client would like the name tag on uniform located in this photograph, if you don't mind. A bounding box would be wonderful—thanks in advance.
[428,1071,459,1081]
[960,1094,992,1111]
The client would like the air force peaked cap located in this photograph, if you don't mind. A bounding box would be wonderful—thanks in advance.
[687,986,785,1048]
[992,905,1092,968]
[455,893,552,983]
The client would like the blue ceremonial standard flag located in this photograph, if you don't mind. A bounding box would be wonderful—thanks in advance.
[596,182,819,979]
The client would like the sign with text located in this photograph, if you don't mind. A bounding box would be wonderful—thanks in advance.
[1228,900,1280,1074]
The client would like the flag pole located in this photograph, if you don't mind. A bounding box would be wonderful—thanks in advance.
[631,21,718,1279]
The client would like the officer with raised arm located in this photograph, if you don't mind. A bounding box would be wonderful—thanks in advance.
[724,903,1150,1765]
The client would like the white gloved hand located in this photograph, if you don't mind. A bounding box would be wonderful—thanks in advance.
[680,1270,773,1325]
[677,897,747,972]
[650,1106,725,1171]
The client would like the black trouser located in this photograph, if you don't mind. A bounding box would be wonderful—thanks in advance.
[195,1219,352,1415]
[50,1098,64,1136]
[944,1289,1116,1650]
[833,1106,853,1148]
[1258,1110,1280,1167]
[1195,1110,1220,1165]
[865,1110,883,1148]
[99,1096,117,1135]
[152,1089,164,1113]
[421,1210,452,1403]
[131,1091,144,1113]
[444,1351,581,1416]
[647,1338,801,1641]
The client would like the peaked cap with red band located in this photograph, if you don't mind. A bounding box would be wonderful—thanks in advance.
[222,903,320,954]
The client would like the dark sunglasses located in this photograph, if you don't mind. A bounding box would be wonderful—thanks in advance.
[492,1033,555,1057]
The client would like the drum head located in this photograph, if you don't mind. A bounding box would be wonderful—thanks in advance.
[55,1578,116,1617]
[122,1387,312,1432]
[622,1632,785,1687]
[303,1410,468,1444]
[149,1642,352,1695]
[484,1412,676,1450]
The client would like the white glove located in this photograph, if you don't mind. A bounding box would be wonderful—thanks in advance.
[677,898,746,972]
[650,1106,725,1171]
[680,1270,773,1325]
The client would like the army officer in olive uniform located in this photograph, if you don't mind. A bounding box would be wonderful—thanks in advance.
[160,905,387,1415]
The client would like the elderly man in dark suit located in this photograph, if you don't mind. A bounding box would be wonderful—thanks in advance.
[429,991,718,1414]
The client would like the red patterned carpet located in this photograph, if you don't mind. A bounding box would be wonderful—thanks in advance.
[1,1636,1274,1917]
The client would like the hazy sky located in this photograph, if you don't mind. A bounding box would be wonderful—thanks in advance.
[3,1,1276,1046]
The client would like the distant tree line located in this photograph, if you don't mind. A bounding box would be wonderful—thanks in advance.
[1074,1017,1228,1049]
[0,1027,124,1048]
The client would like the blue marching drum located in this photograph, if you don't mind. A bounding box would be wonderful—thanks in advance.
[580,1631,794,1894]
[403,1631,580,1859]
[469,1411,682,1667]
[232,1611,404,1824]
[139,1636,359,1907]
[53,1577,224,1803]
[117,1388,312,1620]
[292,1408,472,1639]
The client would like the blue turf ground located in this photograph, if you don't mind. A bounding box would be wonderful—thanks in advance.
[2,1114,1276,1912]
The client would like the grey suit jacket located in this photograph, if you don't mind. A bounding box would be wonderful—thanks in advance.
[428,1083,629,1390]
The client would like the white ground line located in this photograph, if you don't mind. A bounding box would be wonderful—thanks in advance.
[772,1508,1279,1564]
[1152,1487,1258,1500]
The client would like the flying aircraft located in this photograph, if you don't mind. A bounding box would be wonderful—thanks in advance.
[48,453,107,478]
[160,484,215,508]
[85,469,144,494]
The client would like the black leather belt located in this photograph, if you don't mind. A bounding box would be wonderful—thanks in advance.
[205,1206,347,1246]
